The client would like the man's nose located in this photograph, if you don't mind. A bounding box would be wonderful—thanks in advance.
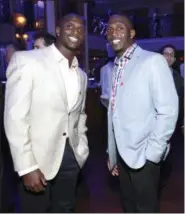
[72,28,78,36]
[167,55,171,60]
[112,29,119,37]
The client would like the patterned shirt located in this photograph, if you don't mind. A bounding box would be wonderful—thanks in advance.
[111,43,137,112]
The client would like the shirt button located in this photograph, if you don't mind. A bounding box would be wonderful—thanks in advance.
[63,133,66,136]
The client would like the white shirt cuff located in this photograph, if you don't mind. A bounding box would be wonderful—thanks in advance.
[100,95,109,100]
[18,165,39,177]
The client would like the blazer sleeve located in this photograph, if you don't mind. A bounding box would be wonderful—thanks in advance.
[4,53,38,174]
[77,73,88,145]
[146,54,179,163]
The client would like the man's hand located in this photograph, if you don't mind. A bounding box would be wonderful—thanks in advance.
[107,159,119,176]
[22,169,47,193]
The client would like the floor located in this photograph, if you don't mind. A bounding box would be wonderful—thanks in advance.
[74,128,184,213]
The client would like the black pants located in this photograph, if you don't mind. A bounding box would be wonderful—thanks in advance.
[18,141,80,213]
[118,155,161,213]
[159,148,172,193]
[0,151,2,211]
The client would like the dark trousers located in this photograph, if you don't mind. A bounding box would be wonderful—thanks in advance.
[18,141,80,213]
[159,148,172,193]
[0,152,2,211]
[118,155,161,213]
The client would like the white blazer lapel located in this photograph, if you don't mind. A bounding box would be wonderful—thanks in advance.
[43,46,68,108]
[123,46,142,81]
[114,47,142,112]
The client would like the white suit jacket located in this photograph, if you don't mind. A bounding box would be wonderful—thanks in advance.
[100,61,114,100]
[4,46,89,180]
[108,46,179,170]
[100,61,114,108]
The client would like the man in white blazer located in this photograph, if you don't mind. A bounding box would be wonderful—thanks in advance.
[4,13,89,212]
[100,58,114,108]
[106,14,178,213]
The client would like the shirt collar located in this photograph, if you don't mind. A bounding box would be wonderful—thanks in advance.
[51,44,78,69]
[114,43,137,66]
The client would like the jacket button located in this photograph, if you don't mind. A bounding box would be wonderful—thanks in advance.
[63,133,66,136]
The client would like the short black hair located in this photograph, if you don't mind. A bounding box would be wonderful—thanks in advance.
[108,13,134,30]
[57,13,85,27]
[33,32,56,46]
[160,44,177,55]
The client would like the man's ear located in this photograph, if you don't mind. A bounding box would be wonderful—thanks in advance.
[173,57,176,64]
[130,29,136,39]
[56,26,60,37]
